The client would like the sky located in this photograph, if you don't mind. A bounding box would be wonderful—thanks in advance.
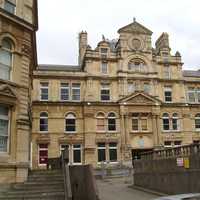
[37,0,200,70]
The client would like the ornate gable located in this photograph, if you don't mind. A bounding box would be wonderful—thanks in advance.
[119,92,161,105]
[118,21,153,35]
[0,84,17,98]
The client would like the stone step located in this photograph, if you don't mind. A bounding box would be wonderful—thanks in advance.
[0,191,65,199]
[29,170,62,175]
[13,183,63,190]
[27,176,63,182]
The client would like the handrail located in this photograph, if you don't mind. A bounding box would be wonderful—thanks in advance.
[61,150,72,200]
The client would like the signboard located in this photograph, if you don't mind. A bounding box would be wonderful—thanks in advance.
[177,157,184,167]
[184,157,190,169]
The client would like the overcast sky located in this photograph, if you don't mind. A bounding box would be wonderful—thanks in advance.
[37,0,200,70]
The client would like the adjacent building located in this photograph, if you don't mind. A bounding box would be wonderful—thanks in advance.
[32,20,200,169]
[0,0,38,183]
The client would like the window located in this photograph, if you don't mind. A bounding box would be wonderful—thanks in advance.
[60,144,69,156]
[39,112,48,132]
[72,83,80,101]
[163,65,170,79]
[108,112,116,131]
[172,113,179,130]
[65,113,76,132]
[188,88,195,103]
[174,141,182,146]
[60,83,69,101]
[0,38,13,80]
[109,143,117,162]
[96,113,105,131]
[164,141,172,147]
[143,83,150,94]
[73,144,81,164]
[40,82,49,101]
[132,113,148,132]
[97,143,106,162]
[128,82,135,94]
[195,114,200,130]
[4,0,16,14]
[101,83,110,101]
[197,88,200,103]
[38,144,48,165]
[162,113,170,131]
[128,59,145,72]
[164,86,172,102]
[0,105,9,152]
[100,48,108,59]
[101,62,108,74]
[141,118,148,131]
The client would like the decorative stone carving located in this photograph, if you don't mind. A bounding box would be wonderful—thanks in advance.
[0,84,17,98]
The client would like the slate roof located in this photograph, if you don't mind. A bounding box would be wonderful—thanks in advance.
[183,70,200,77]
[37,64,82,72]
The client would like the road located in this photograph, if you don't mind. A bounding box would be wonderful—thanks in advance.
[96,177,160,200]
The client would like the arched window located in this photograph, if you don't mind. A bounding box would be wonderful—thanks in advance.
[0,38,13,80]
[40,112,48,132]
[172,113,179,130]
[195,114,200,130]
[108,112,116,131]
[162,113,169,131]
[128,59,145,72]
[96,112,105,131]
[65,113,76,132]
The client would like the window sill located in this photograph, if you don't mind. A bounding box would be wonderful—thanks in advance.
[162,130,181,133]
[39,131,48,134]
[65,132,77,134]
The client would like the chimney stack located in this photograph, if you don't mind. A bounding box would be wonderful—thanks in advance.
[79,31,88,66]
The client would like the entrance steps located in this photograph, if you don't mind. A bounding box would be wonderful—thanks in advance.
[0,170,65,200]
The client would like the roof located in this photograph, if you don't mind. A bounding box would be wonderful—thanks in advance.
[183,70,200,77]
[118,21,153,35]
[37,64,82,72]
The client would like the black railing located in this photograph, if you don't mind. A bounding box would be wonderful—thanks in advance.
[139,143,200,160]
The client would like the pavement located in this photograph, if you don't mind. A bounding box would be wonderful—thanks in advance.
[96,177,160,200]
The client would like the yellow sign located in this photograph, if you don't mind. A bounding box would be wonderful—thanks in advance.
[184,157,190,169]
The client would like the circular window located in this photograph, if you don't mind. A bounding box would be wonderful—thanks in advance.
[132,39,141,50]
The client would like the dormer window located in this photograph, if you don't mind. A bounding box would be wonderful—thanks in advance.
[4,0,16,14]
[128,59,146,72]
[100,48,108,59]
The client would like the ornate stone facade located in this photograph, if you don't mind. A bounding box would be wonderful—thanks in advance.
[0,0,38,183]
[31,20,200,169]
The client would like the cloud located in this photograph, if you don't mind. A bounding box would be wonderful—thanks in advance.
[37,0,200,69]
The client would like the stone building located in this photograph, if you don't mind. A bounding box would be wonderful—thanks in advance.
[0,0,38,183]
[31,20,200,169]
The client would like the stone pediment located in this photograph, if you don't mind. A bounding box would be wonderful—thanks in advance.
[119,92,161,105]
[0,84,17,98]
[118,21,153,35]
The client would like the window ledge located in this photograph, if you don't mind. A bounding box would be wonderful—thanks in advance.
[64,132,77,134]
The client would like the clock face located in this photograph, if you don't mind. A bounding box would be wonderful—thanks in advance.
[132,38,142,50]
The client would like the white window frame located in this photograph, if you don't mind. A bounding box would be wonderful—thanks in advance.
[71,83,81,101]
[164,86,172,103]
[39,112,48,133]
[107,112,117,132]
[65,113,76,133]
[72,144,82,165]
[0,38,13,81]
[97,143,106,164]
[96,113,106,132]
[100,83,110,101]
[40,82,49,101]
[108,143,118,163]
[60,83,70,101]
[172,113,179,131]
[187,88,196,103]
[38,144,48,166]
[0,105,10,153]
[162,113,170,132]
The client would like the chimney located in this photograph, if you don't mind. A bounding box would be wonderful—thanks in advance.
[79,31,88,66]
